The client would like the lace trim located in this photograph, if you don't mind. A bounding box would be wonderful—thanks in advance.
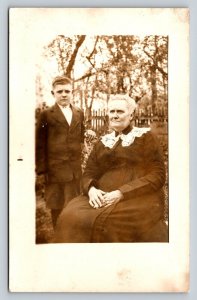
[101,127,151,149]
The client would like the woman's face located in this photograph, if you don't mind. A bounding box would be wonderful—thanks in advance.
[108,100,133,132]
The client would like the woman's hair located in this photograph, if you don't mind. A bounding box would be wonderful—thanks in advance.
[108,94,137,114]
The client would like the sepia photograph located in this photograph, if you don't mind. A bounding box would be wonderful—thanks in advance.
[35,34,169,244]
[9,8,189,292]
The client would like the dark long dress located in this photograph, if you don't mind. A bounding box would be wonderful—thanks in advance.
[54,126,168,243]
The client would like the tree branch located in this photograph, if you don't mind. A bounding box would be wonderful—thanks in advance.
[65,35,86,77]
[75,70,97,82]
[75,65,109,82]
[156,65,168,78]
[86,36,99,61]
[143,47,168,78]
[143,47,155,63]
[86,36,99,70]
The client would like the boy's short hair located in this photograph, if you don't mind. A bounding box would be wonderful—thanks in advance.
[52,76,73,89]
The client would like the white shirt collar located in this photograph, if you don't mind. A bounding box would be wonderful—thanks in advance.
[58,104,72,111]
[58,104,72,125]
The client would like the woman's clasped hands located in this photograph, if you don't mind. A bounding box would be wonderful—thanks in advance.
[88,186,123,209]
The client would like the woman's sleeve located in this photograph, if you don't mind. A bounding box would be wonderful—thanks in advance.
[82,144,102,195]
[119,131,166,199]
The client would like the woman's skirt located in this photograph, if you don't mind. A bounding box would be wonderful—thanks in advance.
[54,191,168,243]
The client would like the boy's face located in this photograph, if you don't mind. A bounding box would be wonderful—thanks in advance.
[52,83,72,107]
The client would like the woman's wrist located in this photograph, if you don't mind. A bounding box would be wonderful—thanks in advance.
[116,189,124,200]
[88,185,96,196]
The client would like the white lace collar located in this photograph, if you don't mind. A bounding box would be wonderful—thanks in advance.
[101,127,151,149]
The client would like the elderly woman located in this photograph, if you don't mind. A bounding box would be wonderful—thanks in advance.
[54,95,168,243]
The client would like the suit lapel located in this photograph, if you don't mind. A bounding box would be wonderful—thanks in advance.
[49,103,81,129]
[70,106,81,130]
[50,103,69,127]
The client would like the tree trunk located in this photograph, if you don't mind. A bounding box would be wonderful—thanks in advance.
[151,65,157,114]
[65,35,86,77]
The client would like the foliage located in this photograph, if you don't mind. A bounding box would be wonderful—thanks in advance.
[37,35,168,116]
[36,196,54,244]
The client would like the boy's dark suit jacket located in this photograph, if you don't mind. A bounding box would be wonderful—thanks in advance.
[36,103,85,184]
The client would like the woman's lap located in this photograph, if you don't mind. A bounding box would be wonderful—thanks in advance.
[54,194,168,243]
